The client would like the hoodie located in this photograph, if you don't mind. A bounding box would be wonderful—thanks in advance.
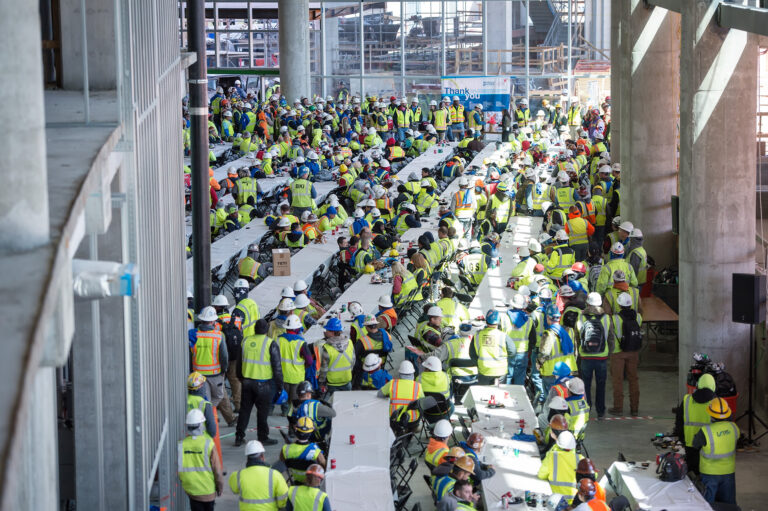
[319,334,352,385]
[673,387,715,440]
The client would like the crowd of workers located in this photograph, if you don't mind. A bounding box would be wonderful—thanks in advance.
[178,84,738,511]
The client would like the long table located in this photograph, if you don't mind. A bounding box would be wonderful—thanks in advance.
[325,391,395,511]
[463,385,551,509]
[183,141,232,167]
[394,142,458,181]
[600,461,712,511]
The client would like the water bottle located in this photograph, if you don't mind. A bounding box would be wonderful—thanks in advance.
[498,421,504,435]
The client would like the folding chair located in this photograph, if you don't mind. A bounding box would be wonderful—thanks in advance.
[448,359,478,404]
[422,474,437,505]
[459,416,472,442]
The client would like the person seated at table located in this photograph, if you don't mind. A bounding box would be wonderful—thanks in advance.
[281,222,306,249]
[300,211,323,244]
[286,464,332,511]
[268,298,296,339]
[457,433,496,483]
[359,354,392,390]
[564,377,590,439]
[349,208,370,236]
[280,417,326,484]
[432,455,475,502]
[317,206,342,233]
[375,295,398,330]
[293,280,326,320]
[237,243,266,285]
[392,203,421,236]
[292,381,336,444]
[571,479,610,511]
[436,479,479,511]
[391,261,421,305]
[537,431,583,497]
[377,361,424,433]
[319,318,355,394]
[293,295,317,332]
[417,356,454,420]
[352,315,392,388]
[436,287,470,331]
[222,204,242,234]
[415,306,445,356]
[424,419,453,469]
[571,459,606,507]
[346,301,366,344]
[538,408,570,455]
[409,252,431,295]
[352,230,380,274]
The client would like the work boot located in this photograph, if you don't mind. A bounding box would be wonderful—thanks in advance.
[261,437,278,446]
[234,436,244,447]
[608,407,623,416]
[630,409,639,417]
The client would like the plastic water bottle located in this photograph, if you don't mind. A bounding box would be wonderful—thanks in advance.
[498,421,504,435]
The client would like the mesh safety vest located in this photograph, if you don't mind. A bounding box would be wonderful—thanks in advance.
[192,330,223,375]
[178,434,215,496]
[323,342,355,385]
[474,327,507,376]
[241,334,274,380]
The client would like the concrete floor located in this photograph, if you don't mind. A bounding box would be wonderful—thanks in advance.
[213,338,768,511]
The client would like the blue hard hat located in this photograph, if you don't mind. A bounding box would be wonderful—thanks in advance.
[545,303,561,319]
[459,323,472,333]
[273,389,288,405]
[327,206,337,215]
[299,165,310,176]
[325,317,343,332]
[554,361,571,378]
[486,310,500,325]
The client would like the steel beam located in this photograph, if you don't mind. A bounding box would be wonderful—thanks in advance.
[643,0,682,13]
[717,3,768,37]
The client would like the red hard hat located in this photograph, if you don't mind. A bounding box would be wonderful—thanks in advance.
[387,138,396,146]
[534,264,545,274]
[521,140,531,151]
[390,96,396,101]
[571,262,587,274]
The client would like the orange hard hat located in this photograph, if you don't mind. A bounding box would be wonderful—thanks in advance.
[549,414,569,432]
[209,168,214,177]
[446,446,466,460]
[475,179,485,188]
[306,463,325,479]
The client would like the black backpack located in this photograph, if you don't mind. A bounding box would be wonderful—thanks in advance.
[618,309,643,352]
[580,315,607,354]
[657,452,687,481]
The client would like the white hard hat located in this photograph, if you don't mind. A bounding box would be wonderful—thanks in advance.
[378,295,393,308]
[617,292,633,307]
[277,217,292,228]
[458,176,470,187]
[557,171,569,183]
[297,125,306,131]
[556,431,577,450]
[300,210,311,223]
[329,195,340,206]
[528,238,542,252]
[235,278,250,290]
[517,246,530,258]
[442,97,450,103]
[187,289,193,299]
[525,168,536,180]
[348,301,364,317]
[243,103,252,109]
[430,100,438,106]
[433,419,453,438]
[223,110,233,118]
[326,95,333,101]
[380,159,390,168]
[420,179,431,187]
[475,104,483,110]
[281,286,296,298]
[186,408,206,426]
[245,440,265,456]
[518,285,531,298]
[293,280,308,292]
[619,221,634,233]
[234,79,241,85]
[398,360,415,375]
[452,96,460,101]
[284,314,302,330]
[294,294,310,309]
[558,285,575,297]
[566,377,585,395]
[555,229,569,241]
[403,203,416,212]
[536,109,545,117]
[363,353,382,371]
[280,126,289,133]
[519,98,529,105]
[308,151,319,160]
[427,125,437,134]
[611,163,622,172]
[212,294,229,307]
[371,208,381,218]
[630,228,643,238]
[422,356,442,372]
[599,164,612,174]
[611,242,625,255]
[539,287,553,300]
[586,292,602,307]
[510,294,527,310]
[216,86,224,94]
[541,202,553,213]
[278,297,296,312]
[365,198,376,208]
[550,395,568,411]
[197,306,218,322]
[354,208,365,219]
[368,127,376,134]
[427,306,443,317]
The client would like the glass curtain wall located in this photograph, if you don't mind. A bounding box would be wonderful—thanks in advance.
[178,0,612,111]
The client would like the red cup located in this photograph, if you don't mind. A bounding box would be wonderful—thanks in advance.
[504,392,509,399]
[349,434,356,445]
[331,459,337,469]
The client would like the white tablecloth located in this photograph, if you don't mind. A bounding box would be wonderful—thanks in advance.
[600,462,713,511]
[439,143,503,202]
[184,142,231,167]
[463,386,551,509]
[325,391,394,511]
[394,142,458,181]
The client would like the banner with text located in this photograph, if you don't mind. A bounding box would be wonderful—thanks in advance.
[441,75,510,131]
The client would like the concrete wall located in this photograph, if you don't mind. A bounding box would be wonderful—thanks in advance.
[60,0,116,90]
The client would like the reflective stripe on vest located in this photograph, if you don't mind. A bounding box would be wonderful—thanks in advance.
[241,334,274,380]
[449,105,464,123]
[700,422,738,475]
[390,379,420,419]
[682,394,711,446]
[192,331,222,375]
[280,336,306,384]
[454,190,474,218]
[551,449,580,493]
[238,178,259,204]
[236,467,282,505]
[178,435,215,496]
[324,342,354,385]
[289,486,325,511]
[567,217,589,245]
[291,179,313,208]
[475,328,507,376]
[433,109,447,130]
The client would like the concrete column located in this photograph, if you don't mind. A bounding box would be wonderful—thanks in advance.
[278,0,310,101]
[486,1,513,74]
[678,1,757,396]
[0,0,49,250]
[60,0,116,90]
[613,1,680,268]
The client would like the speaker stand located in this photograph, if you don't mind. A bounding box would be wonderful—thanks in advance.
[735,323,768,445]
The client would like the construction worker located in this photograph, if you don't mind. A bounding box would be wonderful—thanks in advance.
[178,409,224,511]
[353,314,393,386]
[450,177,476,240]
[233,168,259,207]
[293,295,317,332]
[515,98,531,127]
[546,230,576,283]
[673,373,715,475]
[425,419,453,469]
[469,310,515,385]
[319,319,355,393]
[571,479,609,510]
[418,356,453,416]
[627,228,649,287]
[601,270,639,315]
[571,458,607,506]
[595,242,638,294]
[576,293,612,419]
[238,244,263,284]
[292,381,336,443]
[458,432,496,482]
[436,479,478,511]
[187,372,218,439]
[280,417,326,484]
[486,182,514,234]
[377,360,425,431]
[565,205,594,261]
[538,431,583,496]
[235,319,282,447]
[693,398,739,505]
[432,456,476,502]
[538,304,577,396]
[229,440,289,510]
[189,306,235,426]
[230,278,261,338]
[609,292,643,417]
[360,353,392,390]
[414,306,445,359]
[501,293,536,385]
[288,167,318,218]
[278,315,314,413]
[449,96,466,141]
[286,464,332,511]
[564,377,590,439]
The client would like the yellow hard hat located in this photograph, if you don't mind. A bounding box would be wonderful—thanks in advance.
[296,416,315,434]
[391,241,399,249]
[453,456,475,474]
[364,264,375,274]
[708,397,731,420]
[446,447,466,459]
[187,372,206,390]
[388,249,399,257]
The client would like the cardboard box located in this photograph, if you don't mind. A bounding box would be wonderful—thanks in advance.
[272,248,291,276]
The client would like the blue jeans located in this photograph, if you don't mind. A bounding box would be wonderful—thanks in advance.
[700,473,736,505]
[530,349,545,402]
[397,127,408,141]
[506,353,528,385]
[450,122,464,141]
[327,382,352,394]
[579,358,607,416]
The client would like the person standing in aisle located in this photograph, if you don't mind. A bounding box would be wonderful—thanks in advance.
[235,319,282,447]
[178,409,224,511]
[576,293,612,419]
[693,398,740,506]
[229,440,289,510]
[286,464,332,511]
